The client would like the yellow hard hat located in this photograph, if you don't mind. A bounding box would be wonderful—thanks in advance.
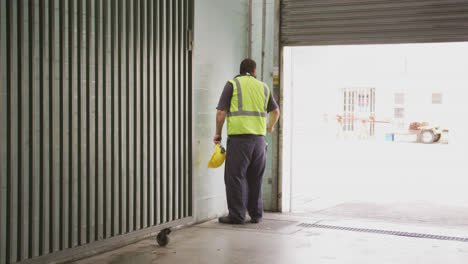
[207,144,226,168]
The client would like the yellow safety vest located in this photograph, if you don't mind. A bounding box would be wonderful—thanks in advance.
[227,75,270,136]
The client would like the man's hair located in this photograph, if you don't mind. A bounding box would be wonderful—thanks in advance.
[240,58,256,75]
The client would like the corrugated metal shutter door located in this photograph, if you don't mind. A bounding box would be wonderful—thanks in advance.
[0,0,193,263]
[281,0,468,46]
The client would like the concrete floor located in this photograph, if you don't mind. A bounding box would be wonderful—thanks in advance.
[74,211,468,264]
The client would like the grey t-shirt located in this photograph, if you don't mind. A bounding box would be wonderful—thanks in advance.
[216,78,279,112]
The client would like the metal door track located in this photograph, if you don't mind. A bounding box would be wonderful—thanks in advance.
[298,223,468,242]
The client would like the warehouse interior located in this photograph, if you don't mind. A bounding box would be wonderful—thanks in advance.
[1,0,468,263]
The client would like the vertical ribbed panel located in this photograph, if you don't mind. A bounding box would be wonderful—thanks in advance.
[0,0,193,263]
[281,0,468,46]
[0,0,7,262]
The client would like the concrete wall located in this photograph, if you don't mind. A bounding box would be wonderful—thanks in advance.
[192,0,249,221]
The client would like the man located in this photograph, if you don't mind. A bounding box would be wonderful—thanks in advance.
[214,58,280,224]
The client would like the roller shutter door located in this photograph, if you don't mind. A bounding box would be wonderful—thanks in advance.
[281,0,468,46]
[0,0,193,263]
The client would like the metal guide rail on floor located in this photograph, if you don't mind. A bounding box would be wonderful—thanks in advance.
[298,223,468,242]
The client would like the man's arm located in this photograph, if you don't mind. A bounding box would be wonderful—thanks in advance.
[214,110,227,144]
[267,108,280,133]
[266,87,280,133]
[214,82,233,144]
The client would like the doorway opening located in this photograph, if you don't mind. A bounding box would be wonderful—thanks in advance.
[282,42,468,227]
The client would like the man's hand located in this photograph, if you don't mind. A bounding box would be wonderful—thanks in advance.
[213,134,222,144]
[267,126,274,133]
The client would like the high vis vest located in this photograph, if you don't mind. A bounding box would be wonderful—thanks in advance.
[227,75,270,136]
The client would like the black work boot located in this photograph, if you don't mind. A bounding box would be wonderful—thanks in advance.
[218,216,244,225]
[249,218,261,224]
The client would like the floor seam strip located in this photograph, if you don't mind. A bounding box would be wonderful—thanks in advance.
[298,223,468,242]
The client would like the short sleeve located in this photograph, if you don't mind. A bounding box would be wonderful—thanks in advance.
[216,82,233,111]
[267,89,279,113]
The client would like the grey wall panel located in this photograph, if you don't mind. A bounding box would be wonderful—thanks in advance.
[10,1,20,262]
[160,0,167,224]
[281,0,468,46]
[133,0,139,232]
[154,0,161,225]
[48,0,56,254]
[147,0,154,228]
[94,0,102,245]
[77,0,85,246]
[0,0,193,263]
[125,0,132,233]
[168,0,174,223]
[184,0,191,219]
[87,0,95,245]
[18,0,27,260]
[37,0,47,254]
[187,0,193,218]
[118,0,125,235]
[0,0,7,261]
[28,0,39,258]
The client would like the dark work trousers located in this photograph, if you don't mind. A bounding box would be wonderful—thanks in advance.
[224,135,267,224]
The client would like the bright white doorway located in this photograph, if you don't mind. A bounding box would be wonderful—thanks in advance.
[282,42,468,225]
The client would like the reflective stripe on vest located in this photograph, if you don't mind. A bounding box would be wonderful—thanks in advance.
[226,76,270,135]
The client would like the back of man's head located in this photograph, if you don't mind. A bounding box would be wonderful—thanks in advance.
[240,58,256,75]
